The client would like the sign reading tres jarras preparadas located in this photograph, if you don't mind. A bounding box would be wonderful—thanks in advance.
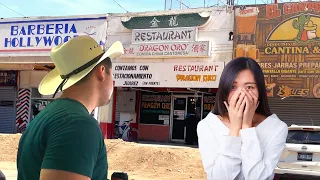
[234,2,320,98]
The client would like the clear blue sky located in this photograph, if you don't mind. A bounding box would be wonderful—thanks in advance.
[0,0,301,18]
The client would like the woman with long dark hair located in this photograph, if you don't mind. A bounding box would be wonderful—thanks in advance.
[197,57,288,180]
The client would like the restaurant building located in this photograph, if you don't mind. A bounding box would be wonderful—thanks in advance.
[234,2,320,126]
[104,7,234,142]
[0,15,107,133]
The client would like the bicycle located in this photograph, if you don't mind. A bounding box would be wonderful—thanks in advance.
[114,119,138,142]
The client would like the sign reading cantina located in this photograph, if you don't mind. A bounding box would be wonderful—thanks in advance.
[234,2,320,98]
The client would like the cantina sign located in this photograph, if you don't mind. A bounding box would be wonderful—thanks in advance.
[122,41,209,58]
[113,62,224,88]
[132,27,197,43]
[234,2,320,98]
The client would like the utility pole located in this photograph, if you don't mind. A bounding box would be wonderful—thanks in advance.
[204,0,206,7]
[180,0,182,9]
[165,0,166,10]
[170,0,173,10]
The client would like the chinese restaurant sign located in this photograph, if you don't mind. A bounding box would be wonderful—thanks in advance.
[234,2,320,98]
[113,62,224,88]
[121,13,210,29]
[122,41,210,58]
[132,27,197,44]
[0,16,107,57]
[140,92,171,125]
[203,95,215,118]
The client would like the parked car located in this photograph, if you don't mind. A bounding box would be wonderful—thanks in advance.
[274,125,320,180]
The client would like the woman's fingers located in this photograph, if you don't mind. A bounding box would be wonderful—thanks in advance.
[224,101,229,111]
[230,90,242,107]
[235,91,245,110]
[242,89,254,104]
[248,90,258,104]
[238,96,247,115]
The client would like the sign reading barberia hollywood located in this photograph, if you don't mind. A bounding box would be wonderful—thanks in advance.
[132,27,197,43]
[122,41,209,58]
[233,2,320,98]
[0,16,107,57]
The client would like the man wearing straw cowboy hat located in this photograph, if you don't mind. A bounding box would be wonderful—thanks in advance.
[17,35,124,180]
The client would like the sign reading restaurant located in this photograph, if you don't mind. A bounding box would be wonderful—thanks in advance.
[113,62,224,88]
[132,27,197,44]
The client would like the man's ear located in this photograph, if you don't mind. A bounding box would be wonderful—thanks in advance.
[95,65,106,81]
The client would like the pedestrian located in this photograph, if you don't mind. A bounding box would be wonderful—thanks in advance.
[185,107,196,145]
[197,57,288,180]
[17,36,124,180]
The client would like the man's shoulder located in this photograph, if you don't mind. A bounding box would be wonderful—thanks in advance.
[41,98,96,122]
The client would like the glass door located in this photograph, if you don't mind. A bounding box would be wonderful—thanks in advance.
[171,97,187,141]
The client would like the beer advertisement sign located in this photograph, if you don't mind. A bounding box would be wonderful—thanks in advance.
[234,2,320,98]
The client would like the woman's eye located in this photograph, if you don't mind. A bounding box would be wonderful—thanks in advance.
[231,86,236,90]
[246,86,253,90]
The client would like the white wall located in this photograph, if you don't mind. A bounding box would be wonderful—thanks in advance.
[19,70,49,88]
[98,93,114,123]
[106,7,234,63]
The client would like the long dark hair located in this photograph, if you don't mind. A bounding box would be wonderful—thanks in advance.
[213,57,272,117]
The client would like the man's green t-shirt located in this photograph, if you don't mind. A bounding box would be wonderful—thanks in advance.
[17,98,107,180]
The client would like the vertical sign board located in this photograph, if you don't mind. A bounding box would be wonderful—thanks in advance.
[0,16,107,57]
[234,2,320,98]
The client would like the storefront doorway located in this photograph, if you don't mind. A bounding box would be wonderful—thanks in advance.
[170,95,202,143]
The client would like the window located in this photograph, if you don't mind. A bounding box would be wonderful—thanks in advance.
[0,100,14,107]
[287,130,320,145]
[139,92,171,125]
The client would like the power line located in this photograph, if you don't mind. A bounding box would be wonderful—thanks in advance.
[0,2,25,17]
[111,0,129,12]
[174,0,190,9]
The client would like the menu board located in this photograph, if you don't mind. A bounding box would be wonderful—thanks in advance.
[202,94,215,118]
[0,71,17,86]
[140,92,171,125]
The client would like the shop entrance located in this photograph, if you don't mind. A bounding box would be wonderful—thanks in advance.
[170,95,202,143]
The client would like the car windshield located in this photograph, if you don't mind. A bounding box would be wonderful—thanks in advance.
[287,130,320,144]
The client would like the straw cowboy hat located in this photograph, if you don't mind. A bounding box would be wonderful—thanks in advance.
[38,35,124,96]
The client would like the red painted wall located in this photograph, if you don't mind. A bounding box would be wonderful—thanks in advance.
[138,124,170,142]
[100,122,113,139]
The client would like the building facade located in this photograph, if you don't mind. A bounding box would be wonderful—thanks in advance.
[0,15,108,133]
[106,7,234,142]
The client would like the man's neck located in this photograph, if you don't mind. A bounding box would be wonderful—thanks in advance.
[61,88,97,113]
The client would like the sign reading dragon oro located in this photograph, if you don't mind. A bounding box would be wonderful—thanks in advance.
[234,2,320,98]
